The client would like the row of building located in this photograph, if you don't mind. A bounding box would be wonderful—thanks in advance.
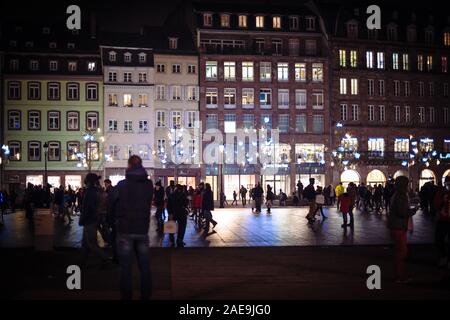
[1,0,449,200]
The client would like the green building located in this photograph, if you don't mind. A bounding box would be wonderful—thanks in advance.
[1,24,103,193]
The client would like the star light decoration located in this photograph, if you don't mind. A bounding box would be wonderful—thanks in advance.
[402,136,440,169]
[331,132,360,171]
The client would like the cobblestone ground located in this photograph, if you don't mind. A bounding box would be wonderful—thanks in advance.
[0,205,435,248]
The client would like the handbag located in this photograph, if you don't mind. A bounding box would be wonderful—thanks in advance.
[316,194,325,205]
[164,220,178,234]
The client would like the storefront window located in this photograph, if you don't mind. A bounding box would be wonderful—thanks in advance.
[295,144,324,163]
[368,138,384,158]
[419,138,434,153]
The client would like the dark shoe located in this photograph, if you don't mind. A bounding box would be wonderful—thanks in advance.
[176,241,185,248]
[347,223,354,228]
[341,224,348,228]
[212,221,217,229]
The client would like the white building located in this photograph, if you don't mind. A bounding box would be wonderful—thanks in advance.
[100,46,155,185]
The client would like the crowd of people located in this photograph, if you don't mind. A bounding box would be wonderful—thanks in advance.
[2,156,450,293]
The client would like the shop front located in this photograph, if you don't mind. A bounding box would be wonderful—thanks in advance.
[262,164,291,196]
[296,163,326,189]
[154,166,200,188]
[223,164,256,200]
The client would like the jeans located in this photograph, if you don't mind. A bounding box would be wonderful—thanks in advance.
[391,229,408,281]
[255,198,262,212]
[117,233,151,300]
[203,210,217,233]
[81,223,107,263]
[155,205,165,233]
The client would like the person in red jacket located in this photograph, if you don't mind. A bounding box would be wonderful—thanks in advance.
[339,192,353,228]
[192,188,203,227]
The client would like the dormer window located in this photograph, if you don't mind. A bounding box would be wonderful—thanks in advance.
[444,32,450,46]
[273,16,281,29]
[305,16,316,31]
[10,59,19,71]
[425,27,434,44]
[203,13,213,27]
[407,24,417,42]
[387,23,398,41]
[367,29,378,40]
[220,14,230,27]
[88,62,96,72]
[25,41,34,48]
[124,52,132,63]
[289,16,299,30]
[109,51,117,62]
[238,15,247,28]
[67,43,75,49]
[256,15,264,28]
[49,60,58,71]
[30,60,39,71]
[42,27,51,34]
[49,42,57,49]
[68,61,77,72]
[138,53,147,63]
[346,20,358,39]
[169,38,178,49]
[9,40,17,47]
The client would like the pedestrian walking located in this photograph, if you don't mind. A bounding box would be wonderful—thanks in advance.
[167,184,189,247]
[304,178,317,223]
[109,155,154,300]
[297,180,303,201]
[387,176,417,283]
[202,183,217,237]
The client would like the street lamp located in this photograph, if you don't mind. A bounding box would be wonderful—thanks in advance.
[43,142,49,187]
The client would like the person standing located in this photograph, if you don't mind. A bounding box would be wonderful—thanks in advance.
[339,192,352,228]
[80,173,108,266]
[109,155,154,300]
[240,185,247,206]
[435,176,450,268]
[387,176,417,283]
[297,181,303,201]
[154,181,165,235]
[231,190,238,206]
[167,184,189,247]
[253,183,264,214]
[347,182,357,228]
[335,182,345,210]
[303,178,317,223]
[202,183,217,237]
[329,184,335,206]
[266,185,274,214]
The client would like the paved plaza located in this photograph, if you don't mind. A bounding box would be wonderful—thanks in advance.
[0,206,436,248]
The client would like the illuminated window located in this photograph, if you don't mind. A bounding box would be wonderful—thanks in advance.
[256,16,264,28]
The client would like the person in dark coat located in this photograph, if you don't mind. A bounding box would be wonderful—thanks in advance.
[154,180,165,235]
[265,185,274,214]
[109,155,154,300]
[387,176,417,283]
[303,178,317,223]
[167,184,189,247]
[201,183,217,236]
[80,173,108,266]
[252,183,264,214]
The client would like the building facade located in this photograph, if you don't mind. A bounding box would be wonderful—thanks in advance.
[100,44,155,185]
[194,3,331,199]
[324,4,450,188]
[2,24,103,192]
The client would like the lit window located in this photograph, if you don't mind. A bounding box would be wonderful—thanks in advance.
[350,78,358,95]
[203,13,212,27]
[238,15,247,28]
[256,16,264,28]
[224,61,236,81]
[88,61,96,71]
[259,89,271,108]
[272,16,281,29]
[277,63,288,81]
[242,88,254,108]
[242,62,254,81]
[339,78,347,94]
[220,14,230,27]
[366,51,374,68]
[295,63,306,81]
[205,61,217,80]
[260,62,271,81]
[377,52,385,69]
[312,63,323,81]
[169,38,178,49]
[392,53,399,70]
[339,49,346,67]
[350,50,358,67]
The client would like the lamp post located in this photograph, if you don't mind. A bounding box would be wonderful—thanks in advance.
[43,142,49,187]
